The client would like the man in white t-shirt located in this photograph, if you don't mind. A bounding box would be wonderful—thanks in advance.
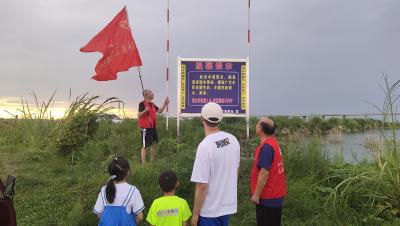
[190,102,241,226]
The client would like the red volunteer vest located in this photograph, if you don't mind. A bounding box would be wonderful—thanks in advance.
[250,136,287,199]
[138,101,157,128]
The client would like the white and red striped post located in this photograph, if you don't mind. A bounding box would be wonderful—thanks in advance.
[165,0,170,130]
[246,0,251,156]
[248,0,251,57]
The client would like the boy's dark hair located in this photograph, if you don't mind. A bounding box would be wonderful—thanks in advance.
[106,156,130,203]
[260,121,276,135]
[158,170,178,193]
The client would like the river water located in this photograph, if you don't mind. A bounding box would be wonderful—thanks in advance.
[322,129,400,163]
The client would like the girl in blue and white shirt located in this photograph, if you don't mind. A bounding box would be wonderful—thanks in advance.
[94,156,144,226]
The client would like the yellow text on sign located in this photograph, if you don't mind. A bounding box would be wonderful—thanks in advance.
[240,65,247,110]
[180,64,186,110]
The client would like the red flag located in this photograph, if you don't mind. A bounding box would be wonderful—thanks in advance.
[80,7,142,81]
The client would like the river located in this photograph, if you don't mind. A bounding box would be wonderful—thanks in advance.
[322,129,400,163]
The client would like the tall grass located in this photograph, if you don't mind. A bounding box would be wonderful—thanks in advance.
[2,83,399,225]
[326,77,400,224]
[55,93,121,162]
[1,107,338,226]
[14,90,57,149]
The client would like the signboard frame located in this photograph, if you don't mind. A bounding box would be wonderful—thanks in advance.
[177,57,250,141]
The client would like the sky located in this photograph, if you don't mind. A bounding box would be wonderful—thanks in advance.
[0,0,399,118]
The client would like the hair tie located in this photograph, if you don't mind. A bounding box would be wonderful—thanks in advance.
[110,175,116,180]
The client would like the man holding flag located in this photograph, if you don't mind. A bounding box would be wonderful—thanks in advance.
[81,7,171,163]
[138,90,168,164]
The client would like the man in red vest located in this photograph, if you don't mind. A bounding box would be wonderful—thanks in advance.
[250,117,287,226]
[137,89,168,164]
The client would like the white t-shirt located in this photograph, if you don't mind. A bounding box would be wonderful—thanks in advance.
[191,131,241,218]
[93,182,145,215]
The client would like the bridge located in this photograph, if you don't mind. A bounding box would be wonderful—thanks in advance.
[257,113,400,121]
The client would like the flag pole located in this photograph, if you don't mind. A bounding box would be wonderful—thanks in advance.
[246,0,251,157]
[138,67,144,92]
[165,0,170,130]
[124,5,144,93]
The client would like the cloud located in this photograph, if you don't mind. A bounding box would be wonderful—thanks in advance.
[0,0,399,117]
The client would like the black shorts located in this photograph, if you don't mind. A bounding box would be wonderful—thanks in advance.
[140,128,158,148]
[256,205,282,226]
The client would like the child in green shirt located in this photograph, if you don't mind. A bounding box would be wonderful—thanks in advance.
[146,170,192,226]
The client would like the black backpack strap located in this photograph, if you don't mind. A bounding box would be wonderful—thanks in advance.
[0,178,4,195]
[5,176,16,199]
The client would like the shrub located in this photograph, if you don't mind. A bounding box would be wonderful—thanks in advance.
[54,94,120,159]
[157,138,177,156]
[308,117,325,134]
[287,117,306,133]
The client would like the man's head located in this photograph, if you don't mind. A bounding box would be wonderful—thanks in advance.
[256,117,276,137]
[200,102,223,128]
[158,170,178,193]
[142,89,154,100]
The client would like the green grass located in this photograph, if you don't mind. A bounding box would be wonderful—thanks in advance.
[1,117,397,226]
[1,77,399,225]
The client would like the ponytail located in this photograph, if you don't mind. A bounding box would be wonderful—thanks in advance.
[105,177,116,203]
[105,156,130,204]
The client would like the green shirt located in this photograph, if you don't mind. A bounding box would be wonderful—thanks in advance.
[146,196,192,226]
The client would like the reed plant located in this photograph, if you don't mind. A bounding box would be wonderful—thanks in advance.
[326,77,400,224]
[54,93,121,162]
[14,90,57,149]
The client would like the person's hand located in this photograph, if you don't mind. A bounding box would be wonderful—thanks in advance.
[251,194,260,205]
[191,214,199,226]
[144,106,149,112]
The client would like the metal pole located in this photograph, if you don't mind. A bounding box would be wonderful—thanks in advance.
[125,6,145,93]
[165,0,170,130]
[138,67,144,92]
[246,58,250,157]
[247,0,251,58]
[177,57,181,143]
[246,0,251,157]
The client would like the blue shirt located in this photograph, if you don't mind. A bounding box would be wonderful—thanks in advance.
[257,144,284,207]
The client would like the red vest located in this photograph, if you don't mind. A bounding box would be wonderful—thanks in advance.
[250,136,287,199]
[138,101,157,128]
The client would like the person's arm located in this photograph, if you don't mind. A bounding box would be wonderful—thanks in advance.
[190,143,210,226]
[251,168,269,204]
[137,108,148,118]
[182,199,192,226]
[93,189,104,218]
[136,212,144,224]
[138,102,149,118]
[191,183,208,226]
[157,98,169,113]
[130,189,145,224]
[251,144,274,204]
[146,201,157,226]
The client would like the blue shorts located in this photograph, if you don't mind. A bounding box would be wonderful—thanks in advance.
[198,215,230,226]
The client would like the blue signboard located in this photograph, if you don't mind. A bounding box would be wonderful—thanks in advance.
[178,58,248,116]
